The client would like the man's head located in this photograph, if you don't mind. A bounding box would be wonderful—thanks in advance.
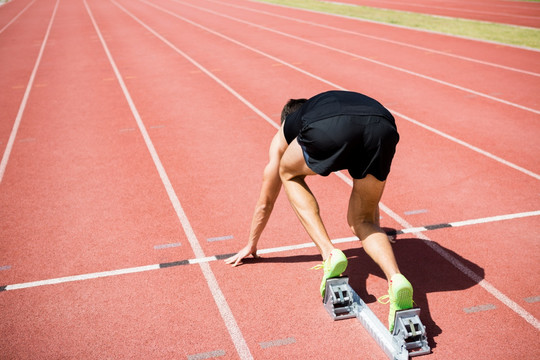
[281,98,307,124]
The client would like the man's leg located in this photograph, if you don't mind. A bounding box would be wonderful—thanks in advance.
[279,139,334,260]
[346,175,399,280]
[280,139,348,296]
[347,175,413,331]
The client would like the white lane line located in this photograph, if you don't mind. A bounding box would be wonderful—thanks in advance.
[6,264,161,291]
[143,0,540,181]
[2,208,538,292]
[187,350,227,360]
[0,0,59,184]
[106,0,540,331]
[84,1,253,359]
[208,0,540,78]
[0,0,37,34]
[175,0,540,116]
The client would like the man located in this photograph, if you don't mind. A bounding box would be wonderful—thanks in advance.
[225,90,413,332]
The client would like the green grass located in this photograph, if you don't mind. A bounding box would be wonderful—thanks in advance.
[255,0,540,49]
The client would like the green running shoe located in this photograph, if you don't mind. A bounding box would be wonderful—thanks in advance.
[378,274,413,332]
[312,249,348,298]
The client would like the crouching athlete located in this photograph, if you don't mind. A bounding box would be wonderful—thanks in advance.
[225,90,413,331]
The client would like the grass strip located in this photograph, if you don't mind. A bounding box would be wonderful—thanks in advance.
[255,0,540,49]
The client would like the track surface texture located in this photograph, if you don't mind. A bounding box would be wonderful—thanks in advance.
[1,0,539,359]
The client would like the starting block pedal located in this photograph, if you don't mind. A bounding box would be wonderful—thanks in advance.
[323,276,357,320]
[392,309,431,357]
[323,277,431,360]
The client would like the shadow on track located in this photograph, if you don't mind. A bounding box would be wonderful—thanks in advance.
[239,232,485,350]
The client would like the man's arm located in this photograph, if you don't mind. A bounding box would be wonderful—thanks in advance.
[225,129,288,266]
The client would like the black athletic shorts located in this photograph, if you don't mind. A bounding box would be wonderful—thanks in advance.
[296,114,399,181]
[283,91,399,181]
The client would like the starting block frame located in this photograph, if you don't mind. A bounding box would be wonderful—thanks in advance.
[324,277,430,360]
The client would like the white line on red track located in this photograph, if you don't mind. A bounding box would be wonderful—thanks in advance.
[3,210,539,332]
[135,0,540,181]
[174,0,540,116]
[209,0,540,78]
[0,0,37,35]
[3,210,537,282]
[0,0,58,184]
[83,1,253,359]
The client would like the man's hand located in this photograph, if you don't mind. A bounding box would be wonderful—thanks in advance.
[224,244,260,267]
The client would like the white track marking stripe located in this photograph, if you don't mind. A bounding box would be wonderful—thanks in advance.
[0,0,37,34]
[84,1,253,358]
[449,210,540,227]
[7,265,160,291]
[0,0,59,184]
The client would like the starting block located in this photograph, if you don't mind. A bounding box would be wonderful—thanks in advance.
[324,277,430,360]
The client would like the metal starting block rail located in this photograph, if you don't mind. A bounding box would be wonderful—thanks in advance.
[324,277,431,360]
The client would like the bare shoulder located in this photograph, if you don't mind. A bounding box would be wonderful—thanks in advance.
[269,126,288,159]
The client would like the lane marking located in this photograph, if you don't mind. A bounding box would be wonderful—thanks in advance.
[0,0,59,184]
[0,0,37,35]
[211,0,540,77]
[174,0,540,115]
[207,235,234,242]
[84,2,252,359]
[17,137,36,143]
[187,350,226,360]
[404,209,428,215]
[4,264,161,291]
[463,304,496,314]
[0,265,11,271]
[259,336,296,349]
[524,296,540,304]
[2,209,537,289]
[142,0,540,181]
[154,242,181,249]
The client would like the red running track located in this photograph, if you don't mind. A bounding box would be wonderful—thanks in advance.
[1,0,539,359]
[323,0,540,28]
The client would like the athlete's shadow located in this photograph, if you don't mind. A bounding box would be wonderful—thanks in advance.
[245,233,484,350]
[344,233,485,349]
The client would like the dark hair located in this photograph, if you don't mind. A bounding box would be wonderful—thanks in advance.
[281,98,307,124]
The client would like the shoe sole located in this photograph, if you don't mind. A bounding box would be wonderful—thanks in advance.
[394,287,413,309]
